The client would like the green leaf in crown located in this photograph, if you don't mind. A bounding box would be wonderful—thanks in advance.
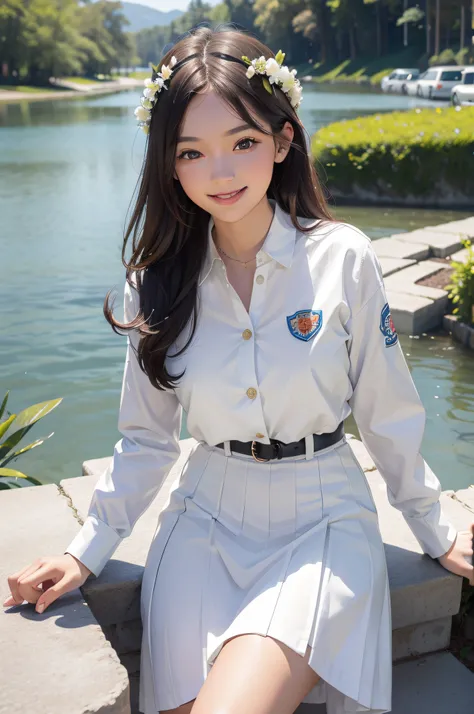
[262,76,273,95]
[241,55,252,66]
[275,50,285,66]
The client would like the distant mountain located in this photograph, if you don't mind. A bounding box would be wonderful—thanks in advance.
[116,2,184,32]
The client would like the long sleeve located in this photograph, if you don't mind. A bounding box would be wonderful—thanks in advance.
[65,275,182,578]
[346,242,457,560]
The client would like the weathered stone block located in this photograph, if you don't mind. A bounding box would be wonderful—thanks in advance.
[378,256,417,277]
[388,290,447,334]
[428,217,474,238]
[103,619,143,654]
[0,484,130,714]
[392,616,452,661]
[374,237,430,261]
[392,229,467,257]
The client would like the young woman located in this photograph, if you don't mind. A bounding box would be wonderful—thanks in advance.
[4,25,474,714]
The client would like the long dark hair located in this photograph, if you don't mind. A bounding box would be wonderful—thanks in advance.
[104,25,334,391]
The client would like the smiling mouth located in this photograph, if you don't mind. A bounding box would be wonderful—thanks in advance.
[209,188,246,198]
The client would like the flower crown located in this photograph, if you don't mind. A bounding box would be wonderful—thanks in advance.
[134,49,302,134]
[134,55,177,134]
[241,50,303,111]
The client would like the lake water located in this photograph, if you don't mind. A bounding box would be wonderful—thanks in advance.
[0,85,473,490]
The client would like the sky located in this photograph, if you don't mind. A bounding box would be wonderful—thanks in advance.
[123,0,222,12]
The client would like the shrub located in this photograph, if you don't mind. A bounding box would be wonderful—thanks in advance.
[429,49,457,66]
[446,238,474,327]
[456,47,474,66]
[311,106,474,203]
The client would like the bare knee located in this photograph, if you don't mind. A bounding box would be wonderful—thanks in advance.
[160,700,195,714]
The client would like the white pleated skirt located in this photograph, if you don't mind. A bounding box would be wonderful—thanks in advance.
[138,435,392,714]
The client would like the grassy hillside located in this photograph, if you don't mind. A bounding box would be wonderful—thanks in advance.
[297,48,423,86]
[311,106,474,205]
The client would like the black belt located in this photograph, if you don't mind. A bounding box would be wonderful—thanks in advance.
[216,422,344,462]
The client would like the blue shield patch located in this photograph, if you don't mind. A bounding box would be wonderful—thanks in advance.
[379,302,398,347]
[287,309,323,342]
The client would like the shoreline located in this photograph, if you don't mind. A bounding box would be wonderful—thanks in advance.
[0,77,142,105]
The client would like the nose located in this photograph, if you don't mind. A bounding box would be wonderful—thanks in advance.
[209,156,236,184]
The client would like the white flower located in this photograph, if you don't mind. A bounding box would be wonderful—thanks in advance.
[144,78,155,89]
[154,76,165,88]
[246,65,256,79]
[288,84,302,106]
[141,98,153,110]
[141,123,150,135]
[265,58,280,76]
[144,87,159,100]
[170,56,177,67]
[274,66,294,89]
[254,56,267,73]
[160,65,172,81]
[135,105,149,122]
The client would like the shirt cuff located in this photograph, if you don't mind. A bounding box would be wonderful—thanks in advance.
[64,514,122,578]
[404,500,458,559]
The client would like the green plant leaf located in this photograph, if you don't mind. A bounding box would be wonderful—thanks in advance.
[0,391,9,420]
[262,76,273,95]
[0,398,62,459]
[0,413,16,441]
[0,434,54,468]
[0,472,43,488]
[241,55,252,66]
[0,467,30,479]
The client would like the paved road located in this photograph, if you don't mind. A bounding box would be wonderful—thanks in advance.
[0,77,142,104]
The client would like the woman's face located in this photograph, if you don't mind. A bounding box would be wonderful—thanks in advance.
[174,89,294,222]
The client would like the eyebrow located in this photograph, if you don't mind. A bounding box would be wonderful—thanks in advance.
[177,123,254,143]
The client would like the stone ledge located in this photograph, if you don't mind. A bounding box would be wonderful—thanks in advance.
[373,237,430,261]
[379,256,417,277]
[0,483,130,714]
[390,229,470,258]
[443,314,474,350]
[387,290,447,335]
[384,260,450,299]
[427,217,474,239]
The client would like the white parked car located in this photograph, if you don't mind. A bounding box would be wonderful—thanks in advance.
[381,68,420,93]
[415,66,464,100]
[451,68,474,106]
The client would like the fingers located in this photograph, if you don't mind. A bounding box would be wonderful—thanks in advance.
[18,564,60,590]
[35,576,74,614]
[6,560,43,605]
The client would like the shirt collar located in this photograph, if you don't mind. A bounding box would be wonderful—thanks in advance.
[198,199,297,286]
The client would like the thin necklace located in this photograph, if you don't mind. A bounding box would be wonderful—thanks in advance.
[216,244,257,269]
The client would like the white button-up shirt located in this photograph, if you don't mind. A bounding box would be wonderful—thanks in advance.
[65,199,457,577]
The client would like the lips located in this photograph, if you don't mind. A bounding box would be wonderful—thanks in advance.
[209,188,245,198]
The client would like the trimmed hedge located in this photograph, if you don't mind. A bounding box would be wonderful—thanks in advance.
[311,107,474,205]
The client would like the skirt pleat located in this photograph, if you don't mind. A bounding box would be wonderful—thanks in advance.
[139,437,392,714]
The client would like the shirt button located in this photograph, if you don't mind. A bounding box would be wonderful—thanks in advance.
[246,387,257,400]
[242,329,252,340]
[255,432,265,438]
[255,274,264,285]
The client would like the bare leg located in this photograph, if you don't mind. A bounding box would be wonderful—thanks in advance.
[190,633,321,714]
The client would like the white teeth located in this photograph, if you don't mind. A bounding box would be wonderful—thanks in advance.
[215,189,242,198]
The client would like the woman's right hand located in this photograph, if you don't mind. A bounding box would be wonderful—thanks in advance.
[3,554,92,614]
